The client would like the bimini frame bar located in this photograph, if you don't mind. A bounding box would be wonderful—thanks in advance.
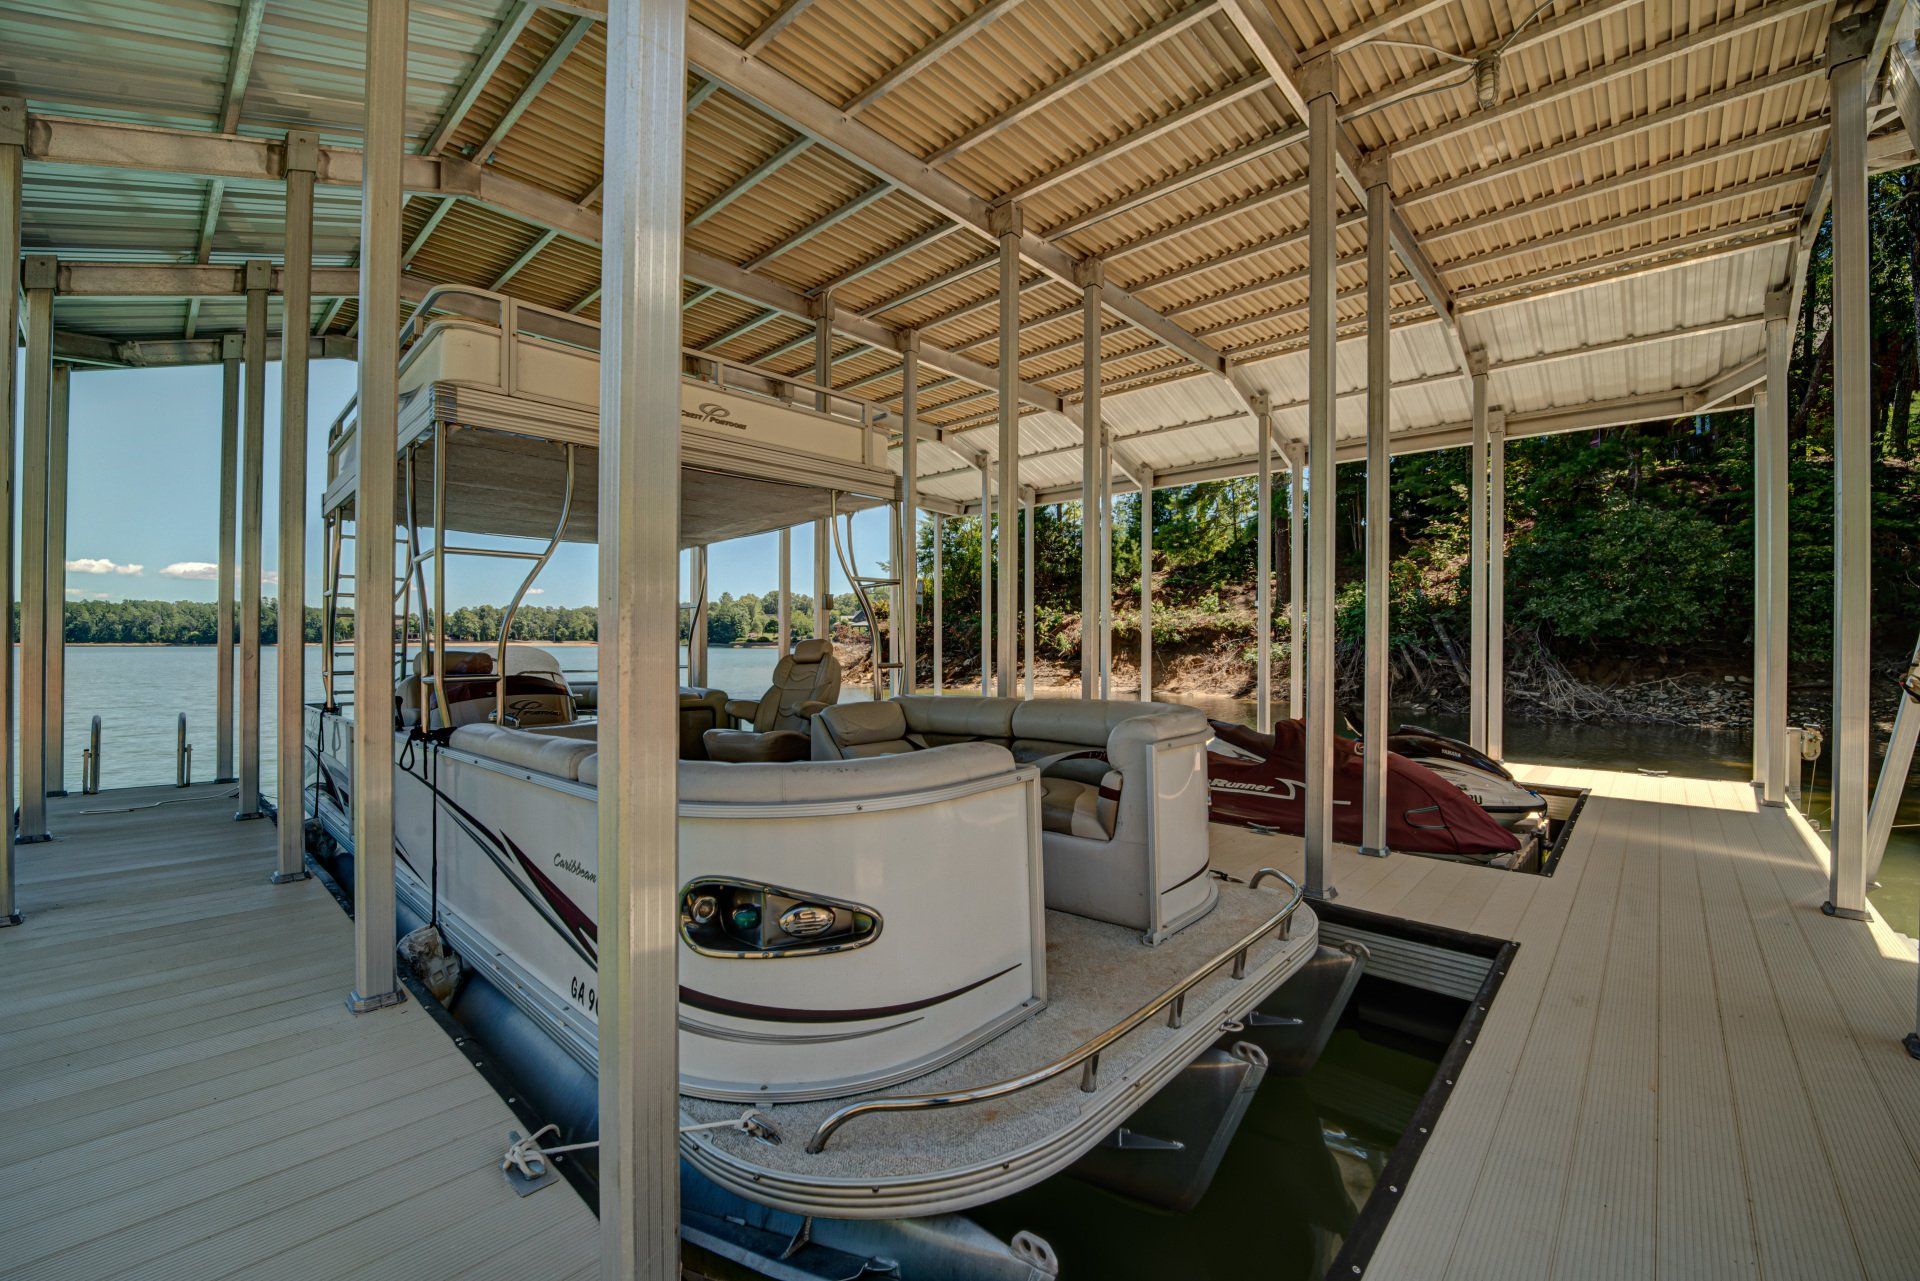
[397,427,578,730]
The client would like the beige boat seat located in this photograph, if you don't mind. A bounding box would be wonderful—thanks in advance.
[815,695,1214,940]
[703,639,841,763]
[678,687,730,760]
[398,646,576,730]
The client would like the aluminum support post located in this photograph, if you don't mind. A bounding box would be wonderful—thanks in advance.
[598,0,686,1269]
[1254,394,1274,733]
[899,333,921,694]
[275,133,317,880]
[1303,62,1338,899]
[18,256,55,844]
[236,259,270,820]
[46,365,69,796]
[347,0,409,1015]
[1826,19,1873,921]
[813,519,830,642]
[777,529,791,654]
[812,294,834,410]
[216,340,240,782]
[1139,471,1155,701]
[1361,162,1393,858]
[1468,355,1491,754]
[1758,293,1789,810]
[1023,496,1035,699]
[992,201,1022,697]
[1752,383,1772,789]
[932,513,945,692]
[1281,441,1304,719]
[0,100,22,922]
[980,461,993,694]
[1098,428,1113,697]
[1487,412,1507,762]
[1079,263,1103,698]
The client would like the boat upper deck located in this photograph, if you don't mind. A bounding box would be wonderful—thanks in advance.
[1214,764,1920,1281]
[0,784,599,1281]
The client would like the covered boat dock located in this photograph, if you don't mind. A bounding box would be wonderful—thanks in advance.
[4,0,1920,1277]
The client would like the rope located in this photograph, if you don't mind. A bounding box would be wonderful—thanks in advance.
[502,1111,777,1179]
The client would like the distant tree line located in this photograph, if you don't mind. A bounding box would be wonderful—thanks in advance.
[35,594,874,648]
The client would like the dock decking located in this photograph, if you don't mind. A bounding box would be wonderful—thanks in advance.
[1215,765,1920,1281]
[0,784,599,1281]
[4,769,1917,1280]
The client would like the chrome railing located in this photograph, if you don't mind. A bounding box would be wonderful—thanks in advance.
[802,869,1307,1154]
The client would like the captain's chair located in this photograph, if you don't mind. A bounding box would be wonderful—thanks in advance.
[702,639,842,763]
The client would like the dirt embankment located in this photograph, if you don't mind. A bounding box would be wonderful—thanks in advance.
[840,610,1915,736]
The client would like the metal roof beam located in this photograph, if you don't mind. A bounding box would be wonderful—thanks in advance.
[682,23,1236,386]
[1218,0,1467,372]
[1404,63,1828,214]
[1008,74,1272,204]
[401,196,456,269]
[813,222,968,297]
[858,251,997,317]
[745,0,822,54]
[48,262,435,301]
[926,1,1223,165]
[217,0,266,134]
[488,228,559,289]
[1372,0,1833,164]
[1042,127,1304,241]
[687,136,810,227]
[18,109,1071,419]
[426,2,538,155]
[1302,0,1456,59]
[741,183,890,270]
[1418,123,1824,250]
[845,0,1030,113]
[1340,0,1651,121]
[1025,386,1752,502]
[471,15,594,165]
[1788,1,1909,321]
[697,308,782,351]
[45,332,359,368]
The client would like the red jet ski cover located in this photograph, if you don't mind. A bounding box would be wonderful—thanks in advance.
[1208,719,1519,858]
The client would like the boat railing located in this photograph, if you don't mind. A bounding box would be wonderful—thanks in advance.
[324,285,889,484]
[681,351,889,435]
[801,869,1307,1154]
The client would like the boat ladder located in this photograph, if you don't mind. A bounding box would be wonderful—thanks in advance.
[827,497,905,699]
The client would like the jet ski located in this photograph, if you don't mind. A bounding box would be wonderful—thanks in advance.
[1385,726,1549,829]
[1207,719,1520,861]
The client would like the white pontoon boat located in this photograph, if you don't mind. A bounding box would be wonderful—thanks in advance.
[304,289,1359,1279]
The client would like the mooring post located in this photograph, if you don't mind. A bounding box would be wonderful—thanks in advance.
[275,130,317,883]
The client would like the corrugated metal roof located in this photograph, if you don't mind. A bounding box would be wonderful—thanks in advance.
[6,0,1904,496]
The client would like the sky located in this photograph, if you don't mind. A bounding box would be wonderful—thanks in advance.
[22,352,896,610]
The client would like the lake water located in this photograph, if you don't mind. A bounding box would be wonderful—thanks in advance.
[33,644,1920,934]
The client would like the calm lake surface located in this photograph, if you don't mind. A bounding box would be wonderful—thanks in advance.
[36,643,1920,935]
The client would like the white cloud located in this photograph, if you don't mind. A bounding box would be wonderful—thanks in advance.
[67,557,143,576]
[65,587,112,601]
[525,587,545,596]
[159,562,221,581]
[262,569,280,588]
